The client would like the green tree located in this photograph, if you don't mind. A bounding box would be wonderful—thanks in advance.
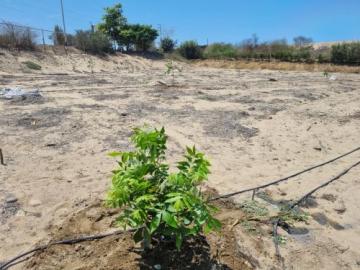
[161,37,176,53]
[97,3,127,45]
[106,127,221,250]
[52,25,65,45]
[132,24,158,51]
[118,24,158,52]
[331,42,360,65]
[293,36,313,47]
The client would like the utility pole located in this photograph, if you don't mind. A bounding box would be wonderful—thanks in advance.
[60,0,68,52]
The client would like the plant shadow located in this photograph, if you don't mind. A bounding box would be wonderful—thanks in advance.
[136,235,232,270]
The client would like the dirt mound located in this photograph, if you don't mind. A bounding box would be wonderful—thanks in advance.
[0,48,162,75]
[24,201,253,270]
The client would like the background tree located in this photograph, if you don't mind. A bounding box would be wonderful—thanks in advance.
[160,37,176,52]
[293,36,313,47]
[131,24,158,51]
[178,40,202,59]
[97,3,127,46]
[74,29,113,55]
[117,24,158,52]
[52,25,65,46]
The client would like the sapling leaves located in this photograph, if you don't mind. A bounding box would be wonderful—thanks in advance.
[149,213,162,233]
[106,126,221,250]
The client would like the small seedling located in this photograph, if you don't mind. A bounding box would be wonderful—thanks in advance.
[106,126,221,250]
[165,61,182,85]
[274,235,287,246]
[277,206,309,226]
[323,71,329,78]
[240,220,260,235]
[88,58,95,74]
[240,200,269,219]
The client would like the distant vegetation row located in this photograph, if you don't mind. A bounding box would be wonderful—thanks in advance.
[0,3,359,66]
[179,39,360,65]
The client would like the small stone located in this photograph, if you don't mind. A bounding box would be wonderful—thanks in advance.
[321,193,337,202]
[29,199,41,207]
[334,200,346,214]
[45,143,56,147]
[15,210,26,217]
[120,113,128,117]
[6,196,18,204]
[56,208,69,217]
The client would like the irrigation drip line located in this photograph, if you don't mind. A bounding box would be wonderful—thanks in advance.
[2,149,360,269]
[270,159,360,262]
[289,160,360,209]
[209,146,360,201]
[0,229,134,270]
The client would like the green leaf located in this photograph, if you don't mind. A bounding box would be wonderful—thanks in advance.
[206,217,222,232]
[136,194,156,203]
[167,205,177,213]
[165,196,182,203]
[203,223,212,234]
[162,211,178,228]
[108,151,122,157]
[149,213,161,233]
[133,228,144,243]
[143,227,151,249]
[174,199,184,211]
[175,232,183,250]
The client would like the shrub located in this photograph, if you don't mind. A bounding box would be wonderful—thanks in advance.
[106,127,221,250]
[22,61,41,70]
[316,51,331,63]
[178,40,202,59]
[74,30,113,54]
[52,25,65,45]
[203,43,237,59]
[331,43,360,65]
[161,37,176,53]
[0,22,37,50]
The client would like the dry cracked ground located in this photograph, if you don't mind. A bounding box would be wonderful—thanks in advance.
[1,50,360,269]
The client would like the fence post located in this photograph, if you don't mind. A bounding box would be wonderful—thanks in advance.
[41,29,46,51]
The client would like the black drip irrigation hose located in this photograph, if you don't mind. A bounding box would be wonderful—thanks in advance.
[289,160,360,209]
[271,160,360,262]
[2,147,360,269]
[0,230,134,270]
[209,146,360,201]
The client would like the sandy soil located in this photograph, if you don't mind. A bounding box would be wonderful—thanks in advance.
[23,199,252,270]
[1,49,360,269]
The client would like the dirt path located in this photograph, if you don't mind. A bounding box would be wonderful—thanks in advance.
[1,50,360,269]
